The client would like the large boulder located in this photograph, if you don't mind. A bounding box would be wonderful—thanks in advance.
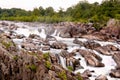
[110,69,120,78]
[50,42,67,50]
[95,46,112,56]
[73,38,84,46]
[78,49,104,67]
[95,75,108,80]
[81,69,93,80]
[0,34,83,80]
[112,53,120,68]
[85,55,104,67]
[102,19,120,40]
[84,40,101,49]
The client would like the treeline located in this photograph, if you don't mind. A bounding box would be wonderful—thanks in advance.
[0,0,120,24]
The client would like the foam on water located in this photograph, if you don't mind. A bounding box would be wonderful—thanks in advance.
[3,21,120,80]
[39,28,46,39]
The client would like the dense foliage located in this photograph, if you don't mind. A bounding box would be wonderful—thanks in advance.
[0,0,120,24]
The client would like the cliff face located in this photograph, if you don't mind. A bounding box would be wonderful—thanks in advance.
[0,34,82,80]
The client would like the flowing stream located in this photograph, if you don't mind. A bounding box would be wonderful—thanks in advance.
[1,21,120,80]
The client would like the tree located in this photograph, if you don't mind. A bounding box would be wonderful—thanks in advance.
[45,7,55,16]
[39,6,45,16]
[32,8,40,16]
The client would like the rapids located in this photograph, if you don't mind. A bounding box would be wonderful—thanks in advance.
[0,21,120,80]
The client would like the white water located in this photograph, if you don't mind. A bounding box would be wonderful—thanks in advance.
[39,28,46,39]
[1,21,120,80]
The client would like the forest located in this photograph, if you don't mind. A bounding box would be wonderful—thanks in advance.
[0,0,120,24]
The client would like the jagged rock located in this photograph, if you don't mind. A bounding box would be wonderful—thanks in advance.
[0,22,9,26]
[112,53,120,68]
[0,35,82,80]
[0,29,4,34]
[45,26,55,35]
[81,69,93,80]
[21,43,40,51]
[85,55,104,67]
[28,34,40,39]
[41,46,50,51]
[50,42,67,50]
[59,31,71,38]
[95,75,108,80]
[73,38,84,46]
[78,49,104,67]
[95,46,112,55]
[9,24,18,30]
[60,50,69,58]
[105,45,120,51]
[78,49,102,61]
[46,35,56,41]
[84,40,101,49]
[49,53,59,64]
[103,19,120,39]
[16,34,25,39]
[110,69,120,78]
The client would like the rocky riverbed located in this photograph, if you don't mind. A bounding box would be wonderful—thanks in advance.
[0,20,120,80]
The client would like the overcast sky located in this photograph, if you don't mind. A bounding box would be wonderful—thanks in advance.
[0,0,102,11]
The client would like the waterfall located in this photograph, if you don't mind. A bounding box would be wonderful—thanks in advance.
[59,56,67,69]
[51,29,57,36]
[39,28,46,39]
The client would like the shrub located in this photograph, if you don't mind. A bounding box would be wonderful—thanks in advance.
[67,66,73,71]
[45,61,51,69]
[26,64,37,72]
[2,41,12,49]
[58,71,67,80]
[43,52,49,60]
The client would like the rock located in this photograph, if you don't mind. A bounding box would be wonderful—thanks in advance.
[28,34,40,39]
[49,53,59,64]
[112,53,120,68]
[66,57,82,70]
[50,42,67,50]
[72,58,83,70]
[79,49,102,61]
[45,26,55,35]
[41,46,50,51]
[95,75,108,80]
[110,69,120,78]
[46,35,56,41]
[59,30,71,38]
[73,38,84,46]
[0,29,4,34]
[60,50,69,58]
[84,40,101,49]
[9,24,18,30]
[81,69,93,80]
[77,48,103,67]
[105,45,120,51]
[95,46,112,56]
[16,34,25,39]
[0,22,9,26]
[85,55,104,67]
[21,43,40,51]
[103,19,120,39]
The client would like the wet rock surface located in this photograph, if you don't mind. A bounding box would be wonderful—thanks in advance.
[0,21,120,80]
[0,33,82,80]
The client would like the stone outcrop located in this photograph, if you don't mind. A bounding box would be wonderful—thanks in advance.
[0,34,83,80]
[78,49,104,67]
[96,45,119,56]
[84,40,101,49]
[110,52,120,78]
[50,42,67,50]
[95,75,108,80]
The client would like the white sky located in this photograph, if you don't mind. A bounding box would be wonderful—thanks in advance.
[0,0,102,11]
